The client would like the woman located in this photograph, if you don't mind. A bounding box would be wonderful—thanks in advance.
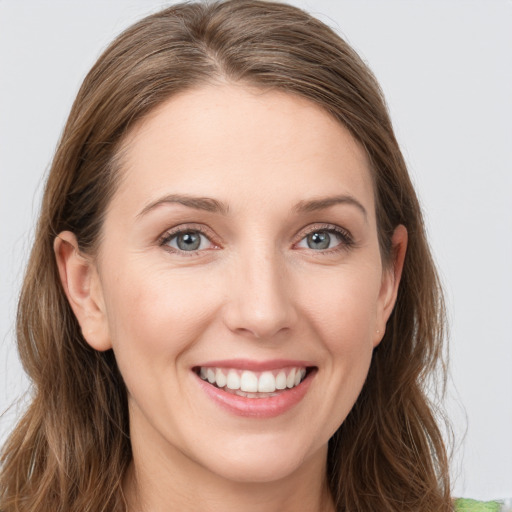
[0,1,503,511]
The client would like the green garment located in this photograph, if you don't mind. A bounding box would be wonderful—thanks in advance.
[455,498,505,511]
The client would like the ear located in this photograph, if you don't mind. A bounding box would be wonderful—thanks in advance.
[54,231,112,351]
[374,224,408,346]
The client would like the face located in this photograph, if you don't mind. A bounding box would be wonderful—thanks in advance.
[63,84,404,486]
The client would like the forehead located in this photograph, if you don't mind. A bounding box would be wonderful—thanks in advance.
[112,84,375,220]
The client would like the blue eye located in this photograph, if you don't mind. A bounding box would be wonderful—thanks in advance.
[296,227,352,251]
[160,224,352,256]
[305,231,332,250]
[162,230,213,252]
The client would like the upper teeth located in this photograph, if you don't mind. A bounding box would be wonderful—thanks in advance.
[199,367,307,393]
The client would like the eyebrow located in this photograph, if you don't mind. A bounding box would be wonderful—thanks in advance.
[137,194,230,218]
[137,193,367,220]
[294,195,368,220]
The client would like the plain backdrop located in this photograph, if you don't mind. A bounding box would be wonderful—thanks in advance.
[1,0,511,501]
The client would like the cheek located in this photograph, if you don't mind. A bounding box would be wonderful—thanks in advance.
[297,264,381,421]
[300,264,381,349]
[102,262,220,375]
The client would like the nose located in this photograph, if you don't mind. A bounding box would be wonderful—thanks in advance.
[222,247,298,340]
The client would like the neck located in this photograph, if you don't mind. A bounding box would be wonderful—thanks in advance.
[124,435,335,512]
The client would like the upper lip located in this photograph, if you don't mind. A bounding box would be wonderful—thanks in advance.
[193,358,316,372]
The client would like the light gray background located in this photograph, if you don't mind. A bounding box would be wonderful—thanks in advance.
[1,0,511,501]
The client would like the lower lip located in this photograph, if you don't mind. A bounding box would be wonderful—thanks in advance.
[195,370,315,418]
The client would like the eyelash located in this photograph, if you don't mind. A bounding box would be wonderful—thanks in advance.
[158,223,354,257]
[296,224,355,254]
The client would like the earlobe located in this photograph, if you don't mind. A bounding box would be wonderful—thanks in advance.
[53,231,112,351]
[374,224,408,346]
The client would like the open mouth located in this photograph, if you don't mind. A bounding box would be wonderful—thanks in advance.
[193,366,316,399]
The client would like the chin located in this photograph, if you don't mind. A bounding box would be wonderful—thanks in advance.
[192,432,325,484]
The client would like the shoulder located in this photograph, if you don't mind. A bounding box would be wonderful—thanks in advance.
[454,498,512,512]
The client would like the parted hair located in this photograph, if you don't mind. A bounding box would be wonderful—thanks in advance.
[0,1,452,511]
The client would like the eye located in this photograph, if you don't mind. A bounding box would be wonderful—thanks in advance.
[160,228,215,253]
[296,225,353,252]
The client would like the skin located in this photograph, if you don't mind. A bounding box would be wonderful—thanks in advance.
[55,84,407,512]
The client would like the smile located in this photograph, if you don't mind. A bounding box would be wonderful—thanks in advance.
[193,362,317,418]
[197,366,308,397]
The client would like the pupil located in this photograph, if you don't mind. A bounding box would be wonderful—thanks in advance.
[178,232,200,251]
[308,231,330,250]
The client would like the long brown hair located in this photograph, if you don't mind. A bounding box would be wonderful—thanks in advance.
[0,1,451,510]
